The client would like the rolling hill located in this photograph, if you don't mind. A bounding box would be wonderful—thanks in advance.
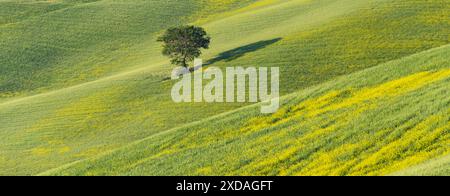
[0,0,258,99]
[42,44,450,176]
[391,154,450,176]
[0,0,449,176]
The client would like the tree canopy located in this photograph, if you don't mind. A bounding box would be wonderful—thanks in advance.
[158,26,210,68]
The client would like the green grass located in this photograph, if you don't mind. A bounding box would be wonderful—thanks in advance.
[201,0,449,94]
[391,155,450,176]
[0,0,257,99]
[0,0,449,176]
[43,45,450,176]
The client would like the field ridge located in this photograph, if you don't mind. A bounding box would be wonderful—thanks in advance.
[1,0,448,176]
[38,44,450,175]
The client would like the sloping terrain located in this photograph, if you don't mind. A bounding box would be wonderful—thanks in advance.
[44,45,450,176]
[391,155,450,176]
[0,0,449,175]
[0,0,257,99]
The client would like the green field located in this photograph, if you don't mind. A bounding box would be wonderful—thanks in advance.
[391,154,450,176]
[42,44,450,176]
[0,0,449,176]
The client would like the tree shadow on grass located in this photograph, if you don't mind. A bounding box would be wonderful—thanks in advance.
[162,38,282,81]
[204,38,282,66]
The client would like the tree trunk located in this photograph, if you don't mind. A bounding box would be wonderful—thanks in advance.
[182,55,188,68]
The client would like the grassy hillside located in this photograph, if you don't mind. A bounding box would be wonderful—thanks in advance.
[44,45,450,176]
[2,0,448,98]
[0,0,449,176]
[0,0,257,99]
[201,0,449,94]
[391,155,450,176]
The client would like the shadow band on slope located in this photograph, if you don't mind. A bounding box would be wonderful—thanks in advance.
[163,38,282,80]
[204,37,282,66]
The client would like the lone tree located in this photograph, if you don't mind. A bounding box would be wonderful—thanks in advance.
[157,25,210,68]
